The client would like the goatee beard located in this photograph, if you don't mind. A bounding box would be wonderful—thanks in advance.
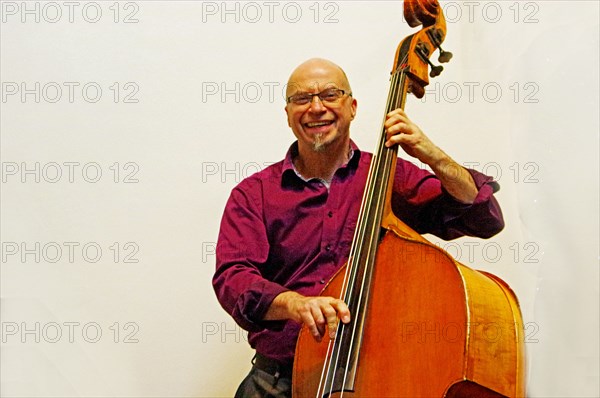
[312,133,326,152]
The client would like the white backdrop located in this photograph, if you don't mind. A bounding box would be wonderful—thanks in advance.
[1,1,598,397]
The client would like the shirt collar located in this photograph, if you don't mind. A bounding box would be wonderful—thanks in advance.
[281,139,361,184]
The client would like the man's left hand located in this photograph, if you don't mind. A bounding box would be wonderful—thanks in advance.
[383,108,478,204]
[383,108,443,166]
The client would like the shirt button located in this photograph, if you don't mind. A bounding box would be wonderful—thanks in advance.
[320,278,326,284]
[325,244,331,251]
[328,211,333,218]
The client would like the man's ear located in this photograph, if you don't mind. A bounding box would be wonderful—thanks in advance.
[351,98,357,120]
[284,105,291,127]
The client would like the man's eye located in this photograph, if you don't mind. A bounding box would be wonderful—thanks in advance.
[294,96,310,103]
[321,93,338,101]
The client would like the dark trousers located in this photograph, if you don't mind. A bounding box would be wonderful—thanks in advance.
[234,355,292,398]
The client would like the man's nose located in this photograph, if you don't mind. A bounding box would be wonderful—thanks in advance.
[308,95,326,112]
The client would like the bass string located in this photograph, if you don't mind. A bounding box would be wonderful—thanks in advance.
[316,90,396,395]
[338,69,404,398]
[331,67,403,354]
[316,60,409,397]
[340,64,406,311]
[339,65,407,350]
[336,64,398,304]
[314,69,397,395]
[316,70,404,398]
[336,69,408,398]
[338,63,409,398]
[341,68,404,334]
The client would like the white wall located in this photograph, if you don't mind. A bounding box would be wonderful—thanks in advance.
[1,1,598,397]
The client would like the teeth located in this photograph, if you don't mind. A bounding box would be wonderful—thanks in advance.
[306,121,332,127]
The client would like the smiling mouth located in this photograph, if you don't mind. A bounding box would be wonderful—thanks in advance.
[304,120,334,128]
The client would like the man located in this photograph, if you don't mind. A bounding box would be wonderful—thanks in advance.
[213,58,503,398]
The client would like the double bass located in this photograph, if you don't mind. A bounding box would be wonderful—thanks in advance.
[292,1,526,397]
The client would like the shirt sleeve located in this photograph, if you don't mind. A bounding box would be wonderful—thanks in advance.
[391,159,505,240]
[212,179,288,332]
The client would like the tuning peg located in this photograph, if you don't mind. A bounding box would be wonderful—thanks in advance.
[438,48,453,63]
[415,42,444,78]
[426,28,453,64]
[421,53,444,77]
[429,64,444,78]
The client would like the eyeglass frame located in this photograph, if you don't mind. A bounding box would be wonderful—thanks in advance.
[286,88,352,105]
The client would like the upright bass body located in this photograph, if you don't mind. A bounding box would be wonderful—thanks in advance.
[293,0,525,396]
[293,221,526,397]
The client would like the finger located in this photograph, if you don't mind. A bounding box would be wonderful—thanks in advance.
[386,129,412,144]
[384,113,407,130]
[385,129,411,148]
[330,300,351,323]
[322,305,339,340]
[298,305,322,342]
[385,122,409,140]
[386,108,407,120]
[311,305,327,338]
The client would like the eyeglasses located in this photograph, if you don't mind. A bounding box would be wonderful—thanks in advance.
[286,89,351,106]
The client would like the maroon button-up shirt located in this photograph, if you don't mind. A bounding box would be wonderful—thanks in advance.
[213,140,503,365]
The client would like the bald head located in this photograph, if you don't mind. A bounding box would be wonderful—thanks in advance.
[286,58,352,98]
[284,58,357,154]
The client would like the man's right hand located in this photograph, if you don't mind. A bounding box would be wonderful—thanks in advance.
[264,291,351,342]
